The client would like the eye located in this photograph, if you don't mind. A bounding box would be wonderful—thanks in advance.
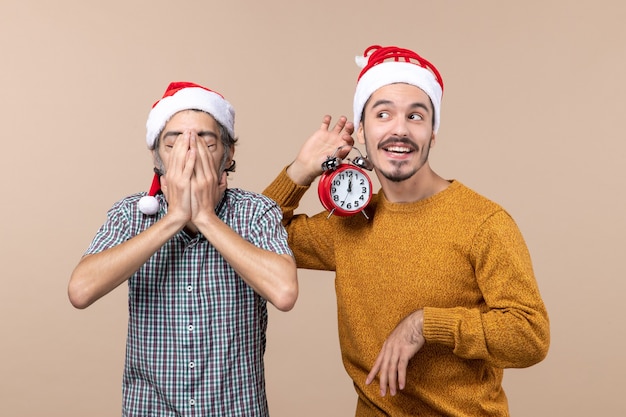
[198,132,219,149]
[162,137,178,148]
[409,113,423,121]
[377,111,390,119]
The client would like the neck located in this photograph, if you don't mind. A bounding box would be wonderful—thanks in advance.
[184,223,199,237]
[378,166,450,203]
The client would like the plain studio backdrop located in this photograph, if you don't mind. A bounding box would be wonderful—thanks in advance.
[1,1,624,415]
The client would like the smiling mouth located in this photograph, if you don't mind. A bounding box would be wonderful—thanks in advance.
[383,145,414,154]
[379,137,417,155]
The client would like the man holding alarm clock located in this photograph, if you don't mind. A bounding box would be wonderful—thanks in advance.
[264,45,550,416]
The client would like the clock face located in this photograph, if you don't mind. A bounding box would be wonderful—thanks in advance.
[318,164,372,216]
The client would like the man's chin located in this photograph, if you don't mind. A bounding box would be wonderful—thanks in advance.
[380,169,416,183]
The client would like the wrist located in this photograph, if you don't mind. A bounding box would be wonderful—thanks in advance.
[287,159,319,186]
[413,309,425,340]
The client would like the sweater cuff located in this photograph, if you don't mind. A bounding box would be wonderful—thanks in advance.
[423,306,458,348]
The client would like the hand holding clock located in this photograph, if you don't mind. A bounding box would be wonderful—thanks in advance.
[287,115,355,186]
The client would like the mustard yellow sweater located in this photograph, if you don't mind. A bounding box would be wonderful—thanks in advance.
[264,168,550,417]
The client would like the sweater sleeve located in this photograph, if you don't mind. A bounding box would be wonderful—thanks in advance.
[423,210,550,369]
[263,166,338,271]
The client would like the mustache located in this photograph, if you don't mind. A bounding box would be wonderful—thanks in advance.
[378,136,418,150]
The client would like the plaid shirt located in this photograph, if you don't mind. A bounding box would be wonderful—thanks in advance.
[86,189,292,417]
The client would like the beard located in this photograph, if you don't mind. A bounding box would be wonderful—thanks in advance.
[383,162,420,182]
[363,134,432,183]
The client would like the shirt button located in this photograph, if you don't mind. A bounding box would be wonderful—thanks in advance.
[189,361,195,369]
[189,399,196,406]
[187,324,194,332]
[186,285,193,292]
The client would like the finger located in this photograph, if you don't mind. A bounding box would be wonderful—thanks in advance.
[195,135,218,180]
[397,356,409,392]
[171,132,191,176]
[387,355,398,396]
[378,357,389,397]
[341,133,355,147]
[183,134,196,178]
[331,115,347,133]
[384,347,404,397]
[189,134,204,178]
[204,149,220,186]
[336,141,355,160]
[365,354,383,386]
[374,345,392,397]
[320,115,332,131]
[344,121,355,136]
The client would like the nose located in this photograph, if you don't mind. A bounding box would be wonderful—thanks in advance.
[391,117,409,137]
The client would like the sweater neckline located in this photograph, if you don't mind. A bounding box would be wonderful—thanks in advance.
[378,180,460,212]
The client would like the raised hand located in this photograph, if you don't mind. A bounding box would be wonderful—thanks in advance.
[287,115,355,186]
[159,132,195,226]
[189,133,228,227]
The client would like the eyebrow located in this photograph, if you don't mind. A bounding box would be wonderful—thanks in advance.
[197,131,218,140]
[162,130,219,141]
[371,99,431,113]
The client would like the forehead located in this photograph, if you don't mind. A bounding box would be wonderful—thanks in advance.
[367,83,433,110]
[163,109,219,131]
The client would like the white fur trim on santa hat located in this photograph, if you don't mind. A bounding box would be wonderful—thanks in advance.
[145,87,235,149]
[353,61,443,133]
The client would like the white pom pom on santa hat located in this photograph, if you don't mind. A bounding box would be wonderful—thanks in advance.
[352,45,445,133]
[138,171,161,215]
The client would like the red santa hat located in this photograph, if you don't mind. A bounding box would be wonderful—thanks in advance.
[353,45,444,133]
[138,81,235,215]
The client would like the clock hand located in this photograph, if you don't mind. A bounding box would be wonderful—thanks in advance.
[340,177,353,207]
[343,176,354,202]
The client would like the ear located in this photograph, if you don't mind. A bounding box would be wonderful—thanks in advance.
[225,146,235,169]
[356,122,366,145]
[429,132,437,148]
[151,148,164,171]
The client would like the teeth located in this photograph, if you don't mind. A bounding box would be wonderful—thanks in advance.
[385,146,411,153]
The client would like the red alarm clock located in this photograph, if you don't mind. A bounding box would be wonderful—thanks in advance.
[317,146,373,218]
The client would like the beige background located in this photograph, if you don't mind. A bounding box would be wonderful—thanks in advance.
[1,0,624,415]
